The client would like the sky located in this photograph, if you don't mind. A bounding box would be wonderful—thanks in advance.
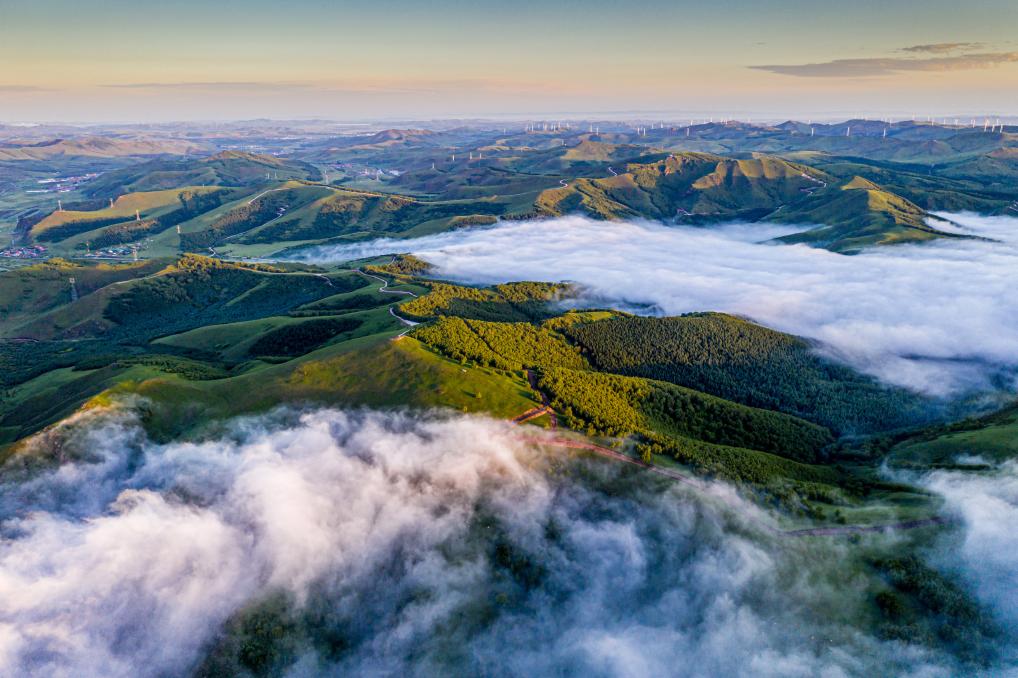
[1,0,1017,122]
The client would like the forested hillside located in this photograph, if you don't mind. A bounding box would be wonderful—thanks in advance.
[559,313,934,433]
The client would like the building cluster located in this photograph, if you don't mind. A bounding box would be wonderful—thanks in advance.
[0,244,47,259]
[25,172,100,194]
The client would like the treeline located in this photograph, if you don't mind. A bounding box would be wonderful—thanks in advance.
[103,258,335,342]
[241,192,507,244]
[534,365,843,488]
[249,317,363,357]
[410,308,835,464]
[643,385,832,462]
[82,219,159,249]
[634,436,842,487]
[401,281,571,322]
[289,293,385,317]
[180,189,298,251]
[36,214,138,243]
[536,367,646,437]
[412,317,586,372]
[366,254,432,276]
[43,188,231,246]
[563,313,932,434]
[536,366,830,462]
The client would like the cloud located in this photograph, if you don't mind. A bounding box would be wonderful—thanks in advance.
[294,213,1018,396]
[0,85,51,93]
[749,51,1018,77]
[922,461,1018,629]
[0,407,969,676]
[901,42,983,54]
[101,81,314,91]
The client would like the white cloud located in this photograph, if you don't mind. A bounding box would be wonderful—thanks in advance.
[0,407,962,676]
[923,461,1018,629]
[297,213,1018,396]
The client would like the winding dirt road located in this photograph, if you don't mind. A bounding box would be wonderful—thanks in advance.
[357,267,420,335]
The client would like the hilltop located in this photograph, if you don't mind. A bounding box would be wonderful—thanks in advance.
[0,135,206,161]
[774,176,963,251]
[5,120,1017,260]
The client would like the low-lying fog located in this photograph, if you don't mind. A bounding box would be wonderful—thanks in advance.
[297,213,1018,396]
[1,407,1013,677]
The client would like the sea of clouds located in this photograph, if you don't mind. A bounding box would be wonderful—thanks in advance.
[0,406,989,677]
[297,213,1018,396]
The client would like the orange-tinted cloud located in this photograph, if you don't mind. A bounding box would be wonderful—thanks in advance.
[750,51,1018,77]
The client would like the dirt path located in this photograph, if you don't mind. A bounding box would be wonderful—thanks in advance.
[524,369,557,429]
[357,267,419,335]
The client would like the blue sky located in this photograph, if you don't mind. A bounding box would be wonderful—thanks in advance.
[1,0,1016,121]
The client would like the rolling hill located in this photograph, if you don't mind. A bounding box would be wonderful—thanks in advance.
[774,176,964,251]
[0,135,206,161]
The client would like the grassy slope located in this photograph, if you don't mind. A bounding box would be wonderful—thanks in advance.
[29,187,223,240]
[774,177,959,252]
[535,152,827,221]
[0,258,167,330]
[94,335,537,445]
[888,403,1018,468]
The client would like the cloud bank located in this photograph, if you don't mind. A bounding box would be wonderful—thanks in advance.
[0,407,967,677]
[923,461,1018,629]
[296,213,1018,396]
[901,43,984,54]
[750,51,1018,77]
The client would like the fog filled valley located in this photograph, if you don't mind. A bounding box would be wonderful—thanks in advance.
[1,407,1015,677]
[3,115,1018,676]
[300,212,1018,397]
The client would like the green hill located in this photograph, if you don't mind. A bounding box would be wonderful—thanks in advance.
[81,151,316,198]
[0,258,166,329]
[29,187,227,244]
[535,152,829,221]
[559,312,934,434]
[774,177,963,252]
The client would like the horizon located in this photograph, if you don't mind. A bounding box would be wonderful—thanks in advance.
[4,113,1017,128]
